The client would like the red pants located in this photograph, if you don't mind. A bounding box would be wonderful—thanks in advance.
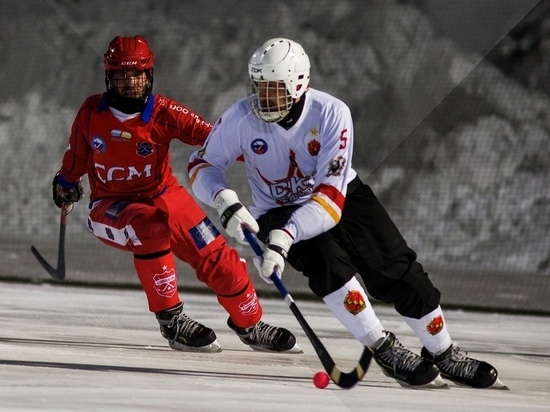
[87,185,262,328]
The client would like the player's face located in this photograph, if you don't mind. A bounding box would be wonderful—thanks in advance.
[110,70,148,98]
[255,81,291,113]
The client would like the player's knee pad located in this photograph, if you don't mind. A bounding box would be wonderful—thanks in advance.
[390,278,440,318]
[145,209,171,240]
[289,233,357,298]
[130,209,171,254]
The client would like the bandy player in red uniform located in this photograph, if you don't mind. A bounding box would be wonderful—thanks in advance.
[51,35,300,354]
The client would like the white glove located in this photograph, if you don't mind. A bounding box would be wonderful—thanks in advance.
[214,189,259,244]
[254,229,293,284]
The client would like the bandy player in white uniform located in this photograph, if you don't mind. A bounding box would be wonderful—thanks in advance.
[189,38,504,389]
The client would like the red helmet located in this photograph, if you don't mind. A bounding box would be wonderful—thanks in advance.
[103,35,154,71]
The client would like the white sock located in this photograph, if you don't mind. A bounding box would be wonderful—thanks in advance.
[322,276,384,347]
[403,306,452,355]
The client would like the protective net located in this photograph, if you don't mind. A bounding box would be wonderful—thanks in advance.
[1,0,547,314]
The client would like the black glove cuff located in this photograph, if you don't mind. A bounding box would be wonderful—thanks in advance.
[220,203,243,229]
[267,244,288,260]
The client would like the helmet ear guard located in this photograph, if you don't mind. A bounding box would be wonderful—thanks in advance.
[247,38,310,122]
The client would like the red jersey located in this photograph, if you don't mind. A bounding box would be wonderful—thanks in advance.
[58,93,212,200]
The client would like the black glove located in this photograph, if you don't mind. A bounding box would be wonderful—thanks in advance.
[52,173,84,214]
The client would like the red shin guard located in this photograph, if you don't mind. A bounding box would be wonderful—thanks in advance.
[134,253,181,313]
[217,281,263,328]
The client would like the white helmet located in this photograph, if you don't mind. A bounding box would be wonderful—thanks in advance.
[247,38,310,122]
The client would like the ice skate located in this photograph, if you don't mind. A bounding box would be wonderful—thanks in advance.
[227,318,302,353]
[156,303,221,353]
[421,344,508,389]
[374,331,447,388]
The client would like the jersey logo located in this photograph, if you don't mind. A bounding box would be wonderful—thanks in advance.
[251,139,268,155]
[307,139,320,156]
[92,136,106,154]
[136,142,153,157]
[326,156,346,177]
[196,136,211,159]
[94,163,152,183]
[257,149,314,205]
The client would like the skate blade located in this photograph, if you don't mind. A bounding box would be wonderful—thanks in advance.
[488,377,509,390]
[249,342,303,354]
[169,339,222,353]
[445,377,510,390]
[397,374,450,389]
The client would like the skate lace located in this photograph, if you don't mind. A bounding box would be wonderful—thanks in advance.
[167,313,202,345]
[438,346,479,379]
[248,321,280,345]
[380,339,423,372]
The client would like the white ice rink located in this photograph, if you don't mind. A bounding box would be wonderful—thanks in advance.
[0,281,548,411]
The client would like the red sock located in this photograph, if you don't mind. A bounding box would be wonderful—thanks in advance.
[134,251,181,313]
[217,281,263,328]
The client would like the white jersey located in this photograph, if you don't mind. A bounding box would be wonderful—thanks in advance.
[189,88,357,243]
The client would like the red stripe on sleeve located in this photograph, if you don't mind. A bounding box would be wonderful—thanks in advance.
[187,157,208,174]
[315,184,345,210]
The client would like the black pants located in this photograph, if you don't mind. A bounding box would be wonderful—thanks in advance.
[256,176,441,319]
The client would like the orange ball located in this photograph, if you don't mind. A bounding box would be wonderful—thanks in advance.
[313,371,330,389]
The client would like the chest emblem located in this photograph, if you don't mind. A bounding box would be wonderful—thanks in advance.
[307,139,320,156]
[136,142,154,157]
[251,138,268,155]
[257,149,314,206]
[92,136,106,154]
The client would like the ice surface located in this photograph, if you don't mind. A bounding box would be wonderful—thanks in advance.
[0,282,548,411]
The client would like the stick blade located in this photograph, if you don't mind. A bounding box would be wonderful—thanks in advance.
[330,347,373,389]
[30,245,65,281]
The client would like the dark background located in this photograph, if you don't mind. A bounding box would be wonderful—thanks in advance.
[0,0,548,314]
